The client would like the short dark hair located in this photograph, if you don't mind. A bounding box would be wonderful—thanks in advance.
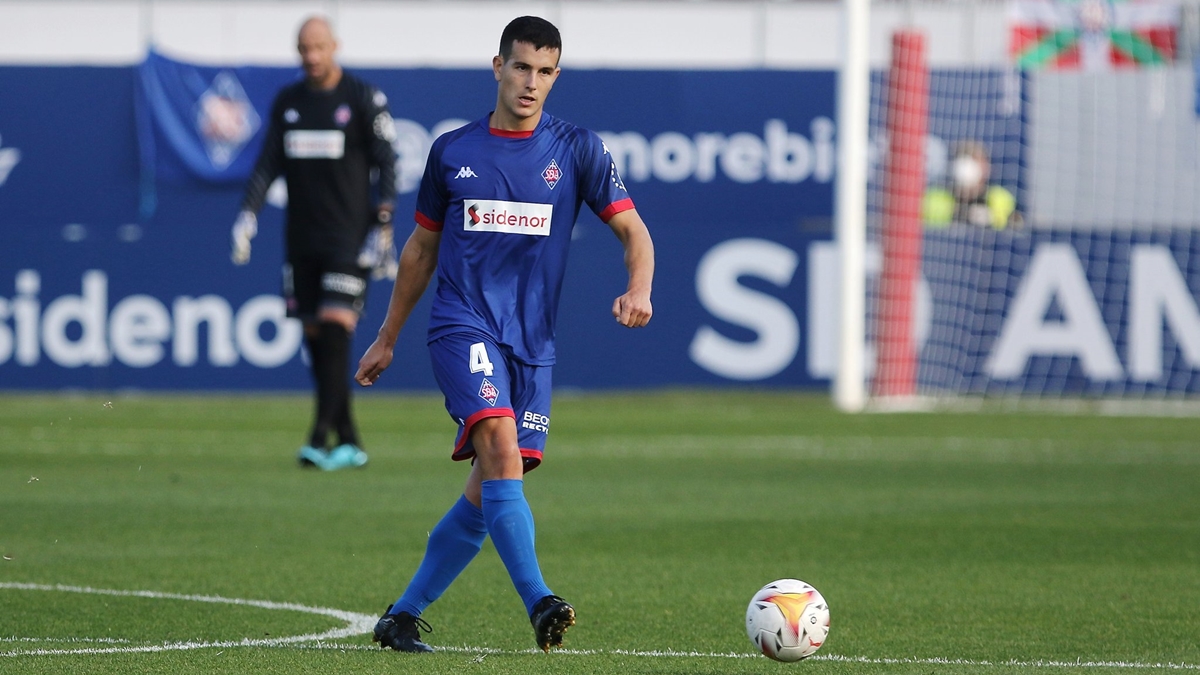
[498,16,562,62]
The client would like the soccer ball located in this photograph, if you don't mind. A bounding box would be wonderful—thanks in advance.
[745,579,830,662]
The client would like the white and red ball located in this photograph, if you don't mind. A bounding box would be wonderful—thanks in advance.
[745,579,830,662]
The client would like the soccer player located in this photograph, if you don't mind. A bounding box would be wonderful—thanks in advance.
[231,16,398,471]
[355,16,654,653]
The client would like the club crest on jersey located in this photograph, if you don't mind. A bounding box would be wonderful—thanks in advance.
[542,159,562,190]
[478,378,499,406]
[334,104,352,127]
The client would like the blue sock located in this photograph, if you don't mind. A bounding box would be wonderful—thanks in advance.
[391,495,487,617]
[481,479,554,615]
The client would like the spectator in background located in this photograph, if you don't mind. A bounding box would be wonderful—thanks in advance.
[231,15,399,471]
[923,140,1021,229]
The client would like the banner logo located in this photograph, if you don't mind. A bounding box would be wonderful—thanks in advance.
[194,72,260,169]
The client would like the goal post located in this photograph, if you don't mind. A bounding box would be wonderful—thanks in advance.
[833,0,871,413]
[873,30,929,400]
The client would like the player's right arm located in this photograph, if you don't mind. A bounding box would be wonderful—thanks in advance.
[231,96,286,264]
[240,96,286,215]
[355,224,441,386]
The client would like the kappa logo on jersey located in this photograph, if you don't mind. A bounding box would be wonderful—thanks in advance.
[464,200,553,236]
[609,160,626,192]
[542,159,562,190]
[478,378,499,405]
[602,143,626,191]
[455,166,479,179]
[334,104,352,127]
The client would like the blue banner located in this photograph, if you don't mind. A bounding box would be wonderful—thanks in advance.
[919,228,1200,396]
[3,59,1198,394]
[0,60,837,391]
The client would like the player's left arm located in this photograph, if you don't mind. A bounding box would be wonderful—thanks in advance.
[362,85,398,216]
[355,84,399,275]
[605,208,655,328]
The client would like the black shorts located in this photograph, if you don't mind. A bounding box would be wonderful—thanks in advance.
[283,255,370,321]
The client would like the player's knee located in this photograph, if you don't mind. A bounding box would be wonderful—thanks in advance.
[471,417,518,454]
[470,417,521,473]
[317,307,358,332]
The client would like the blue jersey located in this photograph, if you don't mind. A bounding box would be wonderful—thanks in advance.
[414,112,633,365]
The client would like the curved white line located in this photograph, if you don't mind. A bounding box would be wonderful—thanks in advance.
[0,582,377,657]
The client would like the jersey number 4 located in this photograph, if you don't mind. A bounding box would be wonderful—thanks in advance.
[469,342,494,376]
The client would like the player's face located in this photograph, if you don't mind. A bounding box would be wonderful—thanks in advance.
[492,41,561,131]
[297,21,339,88]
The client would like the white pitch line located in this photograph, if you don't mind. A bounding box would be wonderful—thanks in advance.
[3,583,1199,670]
[0,637,132,645]
[295,642,1200,670]
[0,582,376,657]
[294,641,1200,670]
[811,654,1200,671]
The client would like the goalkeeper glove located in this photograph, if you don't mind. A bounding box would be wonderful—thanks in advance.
[357,205,398,280]
[230,210,257,265]
[357,222,398,280]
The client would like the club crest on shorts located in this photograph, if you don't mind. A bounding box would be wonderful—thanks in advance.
[478,378,499,405]
[542,159,562,190]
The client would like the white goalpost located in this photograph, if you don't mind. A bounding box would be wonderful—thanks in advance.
[834,0,872,413]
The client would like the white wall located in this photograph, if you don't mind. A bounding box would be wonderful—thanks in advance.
[0,0,1017,68]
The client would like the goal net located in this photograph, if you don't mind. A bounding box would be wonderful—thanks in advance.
[860,1,1200,407]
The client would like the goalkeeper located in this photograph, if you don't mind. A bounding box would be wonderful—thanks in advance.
[231,15,398,471]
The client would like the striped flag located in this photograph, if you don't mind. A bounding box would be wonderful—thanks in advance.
[1009,0,1179,70]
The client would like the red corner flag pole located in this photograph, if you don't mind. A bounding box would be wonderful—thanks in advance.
[874,30,929,399]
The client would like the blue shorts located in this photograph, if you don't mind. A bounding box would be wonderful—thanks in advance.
[429,332,552,472]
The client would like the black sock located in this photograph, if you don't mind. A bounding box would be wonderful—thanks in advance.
[310,322,353,449]
[306,332,328,449]
[336,384,359,447]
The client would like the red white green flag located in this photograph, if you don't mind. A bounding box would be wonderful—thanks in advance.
[1009,0,1179,70]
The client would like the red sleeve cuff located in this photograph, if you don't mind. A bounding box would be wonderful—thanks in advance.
[598,198,635,223]
[415,210,443,231]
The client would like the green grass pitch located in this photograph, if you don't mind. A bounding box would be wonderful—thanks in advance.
[1,391,1198,674]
